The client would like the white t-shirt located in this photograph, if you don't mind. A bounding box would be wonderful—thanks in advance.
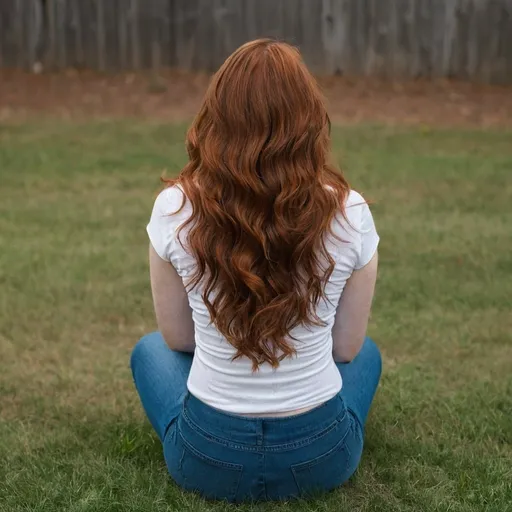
[147,186,379,415]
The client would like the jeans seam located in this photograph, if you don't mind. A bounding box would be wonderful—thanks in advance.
[179,431,243,471]
[182,408,347,452]
[177,431,244,501]
[346,406,364,435]
[291,427,351,473]
[132,372,169,442]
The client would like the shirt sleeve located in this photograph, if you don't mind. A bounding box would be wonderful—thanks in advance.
[355,201,379,270]
[146,188,183,262]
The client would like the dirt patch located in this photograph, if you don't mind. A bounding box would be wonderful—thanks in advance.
[1,69,512,127]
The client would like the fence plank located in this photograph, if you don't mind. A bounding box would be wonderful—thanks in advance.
[213,0,232,70]
[466,0,479,80]
[102,0,119,70]
[117,0,128,69]
[56,0,67,68]
[243,0,258,41]
[69,0,84,67]
[354,0,371,75]
[138,0,152,68]
[194,0,213,71]
[365,0,377,76]
[228,0,248,51]
[256,0,283,39]
[159,0,172,68]
[391,0,410,77]
[26,0,36,70]
[499,0,512,83]
[488,0,511,83]
[429,0,446,78]
[301,0,324,72]
[149,0,163,72]
[83,0,97,69]
[95,0,105,71]
[0,2,4,67]
[322,0,342,75]
[280,0,302,46]
[130,0,141,69]
[15,0,24,69]
[388,0,402,77]
[173,0,200,70]
[46,0,57,69]
[339,0,359,75]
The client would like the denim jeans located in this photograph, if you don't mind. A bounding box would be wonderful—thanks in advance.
[131,333,381,502]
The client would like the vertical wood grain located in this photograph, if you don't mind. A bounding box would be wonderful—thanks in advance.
[0,0,510,83]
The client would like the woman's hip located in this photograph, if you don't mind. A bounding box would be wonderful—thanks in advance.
[163,392,363,502]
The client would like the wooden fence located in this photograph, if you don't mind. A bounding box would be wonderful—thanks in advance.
[1,0,512,84]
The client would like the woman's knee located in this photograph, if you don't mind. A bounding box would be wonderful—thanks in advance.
[362,337,382,376]
[130,332,166,372]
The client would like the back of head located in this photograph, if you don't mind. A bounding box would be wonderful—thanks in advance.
[167,39,350,370]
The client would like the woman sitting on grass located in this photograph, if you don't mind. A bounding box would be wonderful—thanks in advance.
[131,39,381,502]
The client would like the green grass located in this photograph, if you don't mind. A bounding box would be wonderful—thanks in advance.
[0,121,511,512]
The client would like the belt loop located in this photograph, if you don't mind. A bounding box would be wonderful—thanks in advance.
[256,419,263,446]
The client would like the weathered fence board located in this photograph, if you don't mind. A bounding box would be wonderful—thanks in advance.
[0,0,511,83]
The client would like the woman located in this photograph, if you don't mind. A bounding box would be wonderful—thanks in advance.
[131,39,381,502]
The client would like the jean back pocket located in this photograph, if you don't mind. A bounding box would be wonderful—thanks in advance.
[174,432,243,501]
[291,435,354,497]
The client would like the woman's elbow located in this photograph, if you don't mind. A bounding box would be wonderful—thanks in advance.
[333,350,356,363]
[332,339,364,363]
[161,331,195,353]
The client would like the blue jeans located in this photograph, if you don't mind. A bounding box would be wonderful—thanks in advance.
[131,333,381,502]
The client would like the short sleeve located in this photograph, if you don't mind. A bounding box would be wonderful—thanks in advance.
[146,187,184,262]
[355,202,379,270]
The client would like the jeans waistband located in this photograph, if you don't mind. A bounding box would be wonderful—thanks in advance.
[182,393,348,448]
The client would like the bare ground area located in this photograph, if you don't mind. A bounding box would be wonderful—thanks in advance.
[1,69,512,127]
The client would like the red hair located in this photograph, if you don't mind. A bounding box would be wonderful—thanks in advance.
[164,39,350,370]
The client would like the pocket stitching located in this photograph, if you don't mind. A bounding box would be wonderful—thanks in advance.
[291,434,351,496]
[291,427,350,474]
[178,432,243,500]
[182,408,347,452]
[179,431,243,471]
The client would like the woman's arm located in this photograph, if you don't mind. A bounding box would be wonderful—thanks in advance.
[149,243,196,352]
[332,251,378,363]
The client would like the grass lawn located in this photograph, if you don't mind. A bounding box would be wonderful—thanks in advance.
[0,122,511,512]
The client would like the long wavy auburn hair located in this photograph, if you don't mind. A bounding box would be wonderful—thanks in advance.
[164,39,350,370]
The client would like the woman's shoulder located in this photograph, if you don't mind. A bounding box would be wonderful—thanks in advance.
[330,189,372,238]
[324,185,367,208]
[343,190,372,225]
[153,184,192,216]
[345,189,368,208]
[155,184,186,205]
[147,184,193,264]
